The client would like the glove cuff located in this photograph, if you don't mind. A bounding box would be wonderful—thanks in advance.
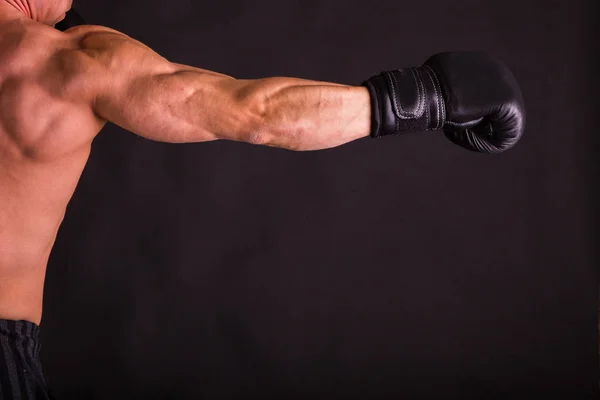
[362,66,446,138]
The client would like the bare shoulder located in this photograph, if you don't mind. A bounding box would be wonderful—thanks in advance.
[64,24,171,70]
[24,24,163,121]
[50,24,176,107]
[0,24,127,159]
[44,25,142,92]
[0,24,127,106]
[71,24,151,49]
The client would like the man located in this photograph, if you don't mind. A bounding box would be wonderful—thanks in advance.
[0,0,525,398]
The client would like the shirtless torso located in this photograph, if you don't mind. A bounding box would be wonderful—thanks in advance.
[0,20,105,325]
[0,7,371,326]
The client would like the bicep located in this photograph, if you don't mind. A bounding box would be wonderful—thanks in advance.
[95,65,221,144]
[85,30,260,143]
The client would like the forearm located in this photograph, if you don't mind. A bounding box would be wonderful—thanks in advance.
[244,78,372,151]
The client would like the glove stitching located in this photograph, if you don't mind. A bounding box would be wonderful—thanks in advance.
[383,72,401,133]
[413,69,429,129]
[381,72,400,133]
[423,76,430,129]
[427,69,440,130]
[386,70,423,119]
[423,67,440,130]
[425,65,445,129]
[384,71,403,118]
[409,68,426,119]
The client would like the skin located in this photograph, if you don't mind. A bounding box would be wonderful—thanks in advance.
[0,1,371,325]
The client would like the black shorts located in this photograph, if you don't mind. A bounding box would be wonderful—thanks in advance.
[0,320,54,400]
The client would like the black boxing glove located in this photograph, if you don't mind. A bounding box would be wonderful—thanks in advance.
[55,8,86,32]
[362,52,525,153]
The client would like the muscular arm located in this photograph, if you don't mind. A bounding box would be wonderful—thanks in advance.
[82,28,371,151]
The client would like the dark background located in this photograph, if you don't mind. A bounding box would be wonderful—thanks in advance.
[41,0,597,398]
